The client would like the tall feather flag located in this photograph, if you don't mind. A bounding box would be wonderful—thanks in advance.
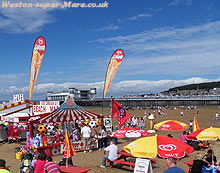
[193,117,200,132]
[64,130,76,158]
[29,36,46,100]
[112,98,131,128]
[103,49,124,98]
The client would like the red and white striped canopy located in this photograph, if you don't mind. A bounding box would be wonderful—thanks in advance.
[33,101,101,123]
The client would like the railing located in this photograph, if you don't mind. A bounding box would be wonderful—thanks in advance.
[94,95,220,100]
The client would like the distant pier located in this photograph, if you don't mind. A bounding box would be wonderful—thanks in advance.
[75,96,220,107]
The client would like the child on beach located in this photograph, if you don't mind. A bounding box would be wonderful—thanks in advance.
[180,131,187,143]
[189,119,193,130]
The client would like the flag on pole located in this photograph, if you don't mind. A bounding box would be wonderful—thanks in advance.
[111,98,131,128]
[193,117,200,132]
[64,130,75,158]
[29,36,46,100]
[103,49,124,98]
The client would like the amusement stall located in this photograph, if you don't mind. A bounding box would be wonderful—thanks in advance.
[18,97,103,158]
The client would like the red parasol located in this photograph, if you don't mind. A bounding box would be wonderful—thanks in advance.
[112,127,150,138]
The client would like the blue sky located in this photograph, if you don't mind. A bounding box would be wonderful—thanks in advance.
[0,0,220,100]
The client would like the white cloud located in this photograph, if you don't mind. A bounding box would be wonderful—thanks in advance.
[127,13,152,21]
[0,0,62,33]
[169,0,192,7]
[40,72,51,76]
[56,71,64,74]
[93,24,119,32]
[0,77,219,100]
[0,73,28,85]
[89,21,220,76]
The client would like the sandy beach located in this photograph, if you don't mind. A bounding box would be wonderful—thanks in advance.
[1,105,220,173]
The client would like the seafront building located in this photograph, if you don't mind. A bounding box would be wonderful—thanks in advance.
[46,87,96,101]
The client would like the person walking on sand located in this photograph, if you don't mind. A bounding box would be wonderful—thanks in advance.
[132,115,138,128]
[139,117,144,130]
[81,123,92,153]
[180,111,184,118]
[216,112,219,121]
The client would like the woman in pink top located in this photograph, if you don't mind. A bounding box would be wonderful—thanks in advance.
[180,131,187,143]
[34,153,47,173]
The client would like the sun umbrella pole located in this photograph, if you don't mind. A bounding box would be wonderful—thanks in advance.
[101,98,104,113]
[111,98,113,132]
[66,158,67,168]
[212,141,214,166]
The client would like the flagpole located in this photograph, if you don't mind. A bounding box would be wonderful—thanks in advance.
[111,97,113,132]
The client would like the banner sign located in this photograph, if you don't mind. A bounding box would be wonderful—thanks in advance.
[13,94,24,102]
[29,36,46,100]
[1,116,19,123]
[104,118,112,133]
[33,105,59,115]
[40,101,59,106]
[103,49,124,98]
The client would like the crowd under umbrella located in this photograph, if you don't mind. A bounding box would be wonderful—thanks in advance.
[154,120,189,131]
[187,127,220,141]
[123,136,194,173]
[187,127,220,165]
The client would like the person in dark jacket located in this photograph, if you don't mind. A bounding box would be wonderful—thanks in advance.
[191,153,207,173]
[203,149,217,165]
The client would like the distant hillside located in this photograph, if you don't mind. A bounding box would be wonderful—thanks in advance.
[168,81,220,92]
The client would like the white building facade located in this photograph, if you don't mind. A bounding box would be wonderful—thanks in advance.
[46,87,96,101]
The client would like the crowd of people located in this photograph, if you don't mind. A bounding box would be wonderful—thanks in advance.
[1,106,220,172]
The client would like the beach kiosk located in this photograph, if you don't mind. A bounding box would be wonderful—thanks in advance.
[28,96,104,156]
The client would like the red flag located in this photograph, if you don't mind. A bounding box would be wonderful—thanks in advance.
[111,98,131,128]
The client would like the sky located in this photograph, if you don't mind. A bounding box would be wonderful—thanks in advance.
[0,0,220,100]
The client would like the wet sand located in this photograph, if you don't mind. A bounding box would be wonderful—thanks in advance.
[1,106,220,173]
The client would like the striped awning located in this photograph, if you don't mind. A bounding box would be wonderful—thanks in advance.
[35,102,100,123]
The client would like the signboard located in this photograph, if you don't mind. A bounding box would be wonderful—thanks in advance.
[33,105,59,115]
[40,101,59,106]
[134,158,153,173]
[1,116,19,123]
[13,94,24,102]
[104,118,112,133]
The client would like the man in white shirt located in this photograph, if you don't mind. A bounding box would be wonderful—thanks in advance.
[81,123,92,153]
[132,115,138,128]
[101,140,118,168]
[216,113,219,121]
